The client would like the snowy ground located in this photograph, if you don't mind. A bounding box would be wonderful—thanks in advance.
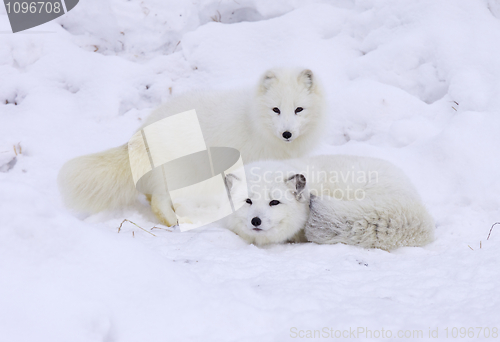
[1,0,500,341]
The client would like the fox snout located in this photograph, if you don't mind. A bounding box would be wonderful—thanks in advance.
[280,129,299,142]
[282,131,292,141]
[251,216,262,231]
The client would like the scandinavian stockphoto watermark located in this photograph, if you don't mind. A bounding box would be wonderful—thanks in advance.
[248,166,379,202]
[127,109,248,231]
[3,0,79,33]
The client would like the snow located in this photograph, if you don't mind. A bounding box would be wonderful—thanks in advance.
[1,0,500,341]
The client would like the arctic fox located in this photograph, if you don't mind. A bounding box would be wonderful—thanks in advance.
[58,68,325,226]
[224,155,435,250]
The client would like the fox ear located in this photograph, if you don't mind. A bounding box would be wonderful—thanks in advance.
[224,173,240,191]
[260,70,277,92]
[298,69,314,90]
[285,174,307,200]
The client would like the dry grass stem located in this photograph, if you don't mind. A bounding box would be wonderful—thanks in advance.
[487,222,499,240]
[117,219,156,237]
[211,10,222,22]
[151,226,173,232]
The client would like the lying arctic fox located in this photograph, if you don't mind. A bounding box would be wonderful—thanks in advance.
[58,68,325,226]
[224,155,435,250]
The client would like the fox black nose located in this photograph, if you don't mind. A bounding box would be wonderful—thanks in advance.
[251,217,262,227]
[282,131,292,139]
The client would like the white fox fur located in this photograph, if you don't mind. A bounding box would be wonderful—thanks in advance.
[224,155,435,250]
[58,68,325,225]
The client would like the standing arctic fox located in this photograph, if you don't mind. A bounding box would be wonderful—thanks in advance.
[224,155,434,250]
[58,68,325,226]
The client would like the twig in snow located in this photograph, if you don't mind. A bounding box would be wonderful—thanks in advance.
[172,41,180,53]
[151,226,173,232]
[117,219,156,237]
[211,10,222,22]
[487,222,500,240]
[13,142,22,156]
[468,245,474,251]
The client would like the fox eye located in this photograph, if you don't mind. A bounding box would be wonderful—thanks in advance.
[295,107,303,114]
[272,107,281,114]
[246,198,252,205]
[269,200,280,206]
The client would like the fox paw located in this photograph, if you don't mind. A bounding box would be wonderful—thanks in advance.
[177,216,193,224]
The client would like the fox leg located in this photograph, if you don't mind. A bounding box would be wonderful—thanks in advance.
[151,193,178,227]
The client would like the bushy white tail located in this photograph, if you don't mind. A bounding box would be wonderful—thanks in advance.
[305,195,435,250]
[58,144,138,214]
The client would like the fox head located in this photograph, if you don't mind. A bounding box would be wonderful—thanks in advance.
[255,68,324,144]
[225,162,310,246]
